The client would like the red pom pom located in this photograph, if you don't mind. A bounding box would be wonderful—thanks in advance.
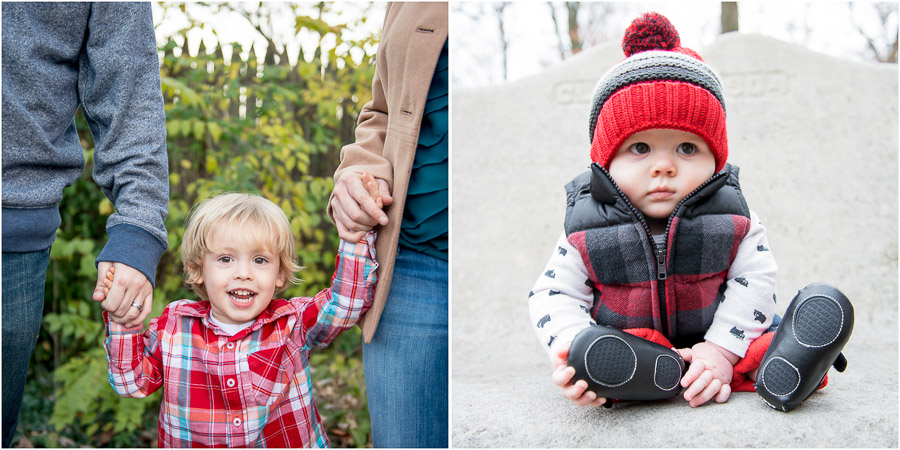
[622,12,680,57]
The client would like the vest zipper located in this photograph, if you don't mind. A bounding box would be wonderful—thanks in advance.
[655,246,669,336]
[656,247,667,280]
[595,165,728,338]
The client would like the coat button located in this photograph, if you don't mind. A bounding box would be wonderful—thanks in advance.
[226,378,235,388]
[226,342,235,349]
[233,418,242,427]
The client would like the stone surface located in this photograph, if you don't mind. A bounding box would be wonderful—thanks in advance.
[451,34,897,447]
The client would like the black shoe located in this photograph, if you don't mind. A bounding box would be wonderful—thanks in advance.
[755,283,854,411]
[567,324,684,401]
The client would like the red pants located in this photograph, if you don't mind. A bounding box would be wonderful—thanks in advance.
[623,328,828,392]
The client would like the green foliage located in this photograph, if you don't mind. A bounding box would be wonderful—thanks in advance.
[16,5,380,448]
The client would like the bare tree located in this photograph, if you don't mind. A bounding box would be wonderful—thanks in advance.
[548,2,583,58]
[548,2,567,60]
[721,2,739,33]
[548,2,622,60]
[494,2,511,81]
[582,3,622,47]
[850,2,898,63]
[566,2,582,54]
[450,2,505,87]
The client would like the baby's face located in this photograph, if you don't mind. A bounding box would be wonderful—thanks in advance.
[608,128,716,221]
[197,227,285,324]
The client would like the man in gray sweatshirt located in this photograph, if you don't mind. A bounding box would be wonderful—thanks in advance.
[1,3,169,445]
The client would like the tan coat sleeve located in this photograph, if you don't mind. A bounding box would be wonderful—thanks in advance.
[327,4,395,225]
[327,2,448,342]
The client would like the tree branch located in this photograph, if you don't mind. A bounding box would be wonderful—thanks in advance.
[548,2,567,59]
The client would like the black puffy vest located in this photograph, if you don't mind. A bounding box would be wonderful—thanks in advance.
[564,163,751,347]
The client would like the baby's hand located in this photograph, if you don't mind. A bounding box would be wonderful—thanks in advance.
[551,346,607,407]
[676,341,739,407]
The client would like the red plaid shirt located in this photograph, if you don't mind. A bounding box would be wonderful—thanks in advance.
[104,234,377,448]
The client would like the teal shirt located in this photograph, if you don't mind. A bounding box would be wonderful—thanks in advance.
[398,39,448,260]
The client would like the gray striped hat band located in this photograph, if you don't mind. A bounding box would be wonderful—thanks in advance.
[588,51,725,141]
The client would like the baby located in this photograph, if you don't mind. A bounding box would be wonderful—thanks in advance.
[529,13,853,412]
[100,177,381,446]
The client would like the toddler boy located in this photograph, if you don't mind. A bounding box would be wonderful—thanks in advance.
[101,185,380,447]
[529,12,853,412]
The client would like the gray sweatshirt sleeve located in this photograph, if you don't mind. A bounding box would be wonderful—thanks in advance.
[82,3,169,285]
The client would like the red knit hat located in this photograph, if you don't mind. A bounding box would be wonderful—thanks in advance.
[589,12,728,172]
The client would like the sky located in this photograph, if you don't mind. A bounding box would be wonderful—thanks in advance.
[451,1,898,88]
[150,2,387,67]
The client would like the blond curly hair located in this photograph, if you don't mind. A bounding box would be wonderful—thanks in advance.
[180,192,301,301]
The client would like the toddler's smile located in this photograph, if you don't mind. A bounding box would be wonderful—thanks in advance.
[198,227,286,324]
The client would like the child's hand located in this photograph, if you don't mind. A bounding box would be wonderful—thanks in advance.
[331,170,392,242]
[95,265,115,298]
[351,171,383,243]
[551,346,607,407]
[360,171,383,209]
[676,341,739,407]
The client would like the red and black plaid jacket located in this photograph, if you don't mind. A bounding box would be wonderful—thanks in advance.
[564,163,751,348]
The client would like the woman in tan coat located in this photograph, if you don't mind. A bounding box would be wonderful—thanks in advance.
[328,2,448,447]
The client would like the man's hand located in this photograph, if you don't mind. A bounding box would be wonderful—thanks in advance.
[93,262,152,328]
[551,346,608,407]
[676,341,739,407]
[331,171,392,242]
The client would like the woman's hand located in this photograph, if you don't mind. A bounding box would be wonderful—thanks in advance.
[331,171,393,241]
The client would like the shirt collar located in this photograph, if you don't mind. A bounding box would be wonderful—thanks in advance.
[171,298,298,335]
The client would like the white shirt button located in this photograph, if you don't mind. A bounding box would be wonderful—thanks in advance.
[226,342,235,349]
[226,378,235,388]
[233,418,242,427]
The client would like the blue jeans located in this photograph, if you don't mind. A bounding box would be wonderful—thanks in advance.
[2,249,50,447]
[363,248,448,448]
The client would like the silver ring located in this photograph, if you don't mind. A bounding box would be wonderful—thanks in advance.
[131,302,143,312]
